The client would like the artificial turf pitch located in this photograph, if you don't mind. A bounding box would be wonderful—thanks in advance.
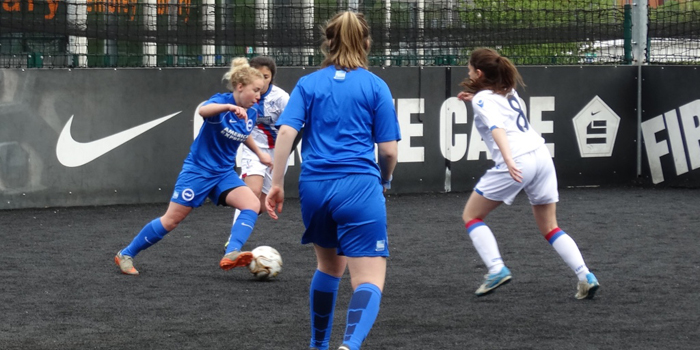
[1,187,698,349]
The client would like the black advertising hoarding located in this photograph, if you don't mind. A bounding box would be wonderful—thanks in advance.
[641,66,700,187]
[370,67,446,193]
[1,68,214,209]
[0,67,306,209]
[0,65,687,209]
[449,66,639,191]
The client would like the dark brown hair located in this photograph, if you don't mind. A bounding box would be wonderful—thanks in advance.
[460,48,525,95]
[320,11,371,70]
[250,56,277,82]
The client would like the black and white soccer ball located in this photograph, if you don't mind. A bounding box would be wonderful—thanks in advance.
[248,246,283,280]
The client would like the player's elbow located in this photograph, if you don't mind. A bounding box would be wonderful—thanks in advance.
[380,150,398,165]
[377,141,398,163]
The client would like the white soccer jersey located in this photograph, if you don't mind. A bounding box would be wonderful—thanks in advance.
[249,84,290,149]
[472,89,544,165]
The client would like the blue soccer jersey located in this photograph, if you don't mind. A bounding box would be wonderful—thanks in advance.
[276,66,401,181]
[186,93,258,173]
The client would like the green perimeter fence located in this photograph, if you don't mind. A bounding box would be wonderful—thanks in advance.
[2,0,700,68]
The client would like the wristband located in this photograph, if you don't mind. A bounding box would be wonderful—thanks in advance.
[382,175,393,190]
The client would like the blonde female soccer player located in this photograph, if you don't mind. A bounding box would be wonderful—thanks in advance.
[227,56,290,251]
[266,12,400,350]
[457,48,599,299]
[115,57,269,275]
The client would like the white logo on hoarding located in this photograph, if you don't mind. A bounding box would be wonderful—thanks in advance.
[641,99,700,184]
[56,112,182,167]
[572,96,620,158]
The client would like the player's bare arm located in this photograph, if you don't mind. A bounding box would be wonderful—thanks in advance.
[199,103,248,121]
[244,136,273,168]
[491,128,523,183]
[377,140,398,193]
[266,125,298,219]
[457,91,474,102]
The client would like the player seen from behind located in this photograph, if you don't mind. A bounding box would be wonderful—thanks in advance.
[457,48,600,299]
[265,11,400,350]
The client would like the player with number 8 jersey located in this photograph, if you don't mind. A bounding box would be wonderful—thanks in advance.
[471,89,544,166]
[457,48,599,300]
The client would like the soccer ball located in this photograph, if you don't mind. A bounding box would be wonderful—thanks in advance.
[248,246,283,280]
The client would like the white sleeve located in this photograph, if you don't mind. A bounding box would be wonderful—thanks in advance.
[473,93,503,129]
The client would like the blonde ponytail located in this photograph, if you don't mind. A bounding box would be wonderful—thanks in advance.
[222,57,264,91]
[321,11,371,70]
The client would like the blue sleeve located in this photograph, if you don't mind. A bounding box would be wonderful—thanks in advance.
[200,93,233,123]
[372,78,401,143]
[202,93,230,106]
[276,80,306,132]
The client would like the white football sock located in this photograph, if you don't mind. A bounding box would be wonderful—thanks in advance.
[466,220,504,274]
[546,228,590,281]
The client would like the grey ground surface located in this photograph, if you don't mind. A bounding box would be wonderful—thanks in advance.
[1,187,698,349]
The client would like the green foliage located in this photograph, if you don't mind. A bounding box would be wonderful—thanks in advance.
[499,44,581,65]
[462,0,615,24]
[459,0,620,65]
[650,0,700,22]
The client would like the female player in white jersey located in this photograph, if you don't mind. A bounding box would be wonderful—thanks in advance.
[266,12,400,350]
[228,56,290,250]
[457,48,600,299]
[114,57,270,275]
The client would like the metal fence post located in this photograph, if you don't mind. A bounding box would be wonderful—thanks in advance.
[623,4,632,64]
[632,1,648,178]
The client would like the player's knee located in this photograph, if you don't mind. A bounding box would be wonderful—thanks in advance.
[160,216,183,231]
[319,265,345,278]
[239,199,260,214]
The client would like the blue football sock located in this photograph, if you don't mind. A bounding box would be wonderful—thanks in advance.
[342,283,382,350]
[225,209,257,254]
[121,218,169,257]
[309,270,341,350]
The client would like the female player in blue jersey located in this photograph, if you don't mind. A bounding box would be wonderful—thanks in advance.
[265,12,400,350]
[229,56,290,245]
[457,48,600,299]
[114,57,270,275]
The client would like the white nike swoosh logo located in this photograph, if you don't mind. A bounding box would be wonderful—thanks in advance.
[241,223,253,229]
[56,111,181,167]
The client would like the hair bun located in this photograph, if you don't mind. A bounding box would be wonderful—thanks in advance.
[231,57,250,68]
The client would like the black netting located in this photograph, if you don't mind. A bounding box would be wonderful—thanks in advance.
[1,0,698,68]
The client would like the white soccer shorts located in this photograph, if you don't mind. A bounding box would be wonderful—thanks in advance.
[474,145,559,206]
[239,146,275,195]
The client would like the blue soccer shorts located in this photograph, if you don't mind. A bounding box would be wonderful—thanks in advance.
[299,174,389,257]
[171,166,246,207]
